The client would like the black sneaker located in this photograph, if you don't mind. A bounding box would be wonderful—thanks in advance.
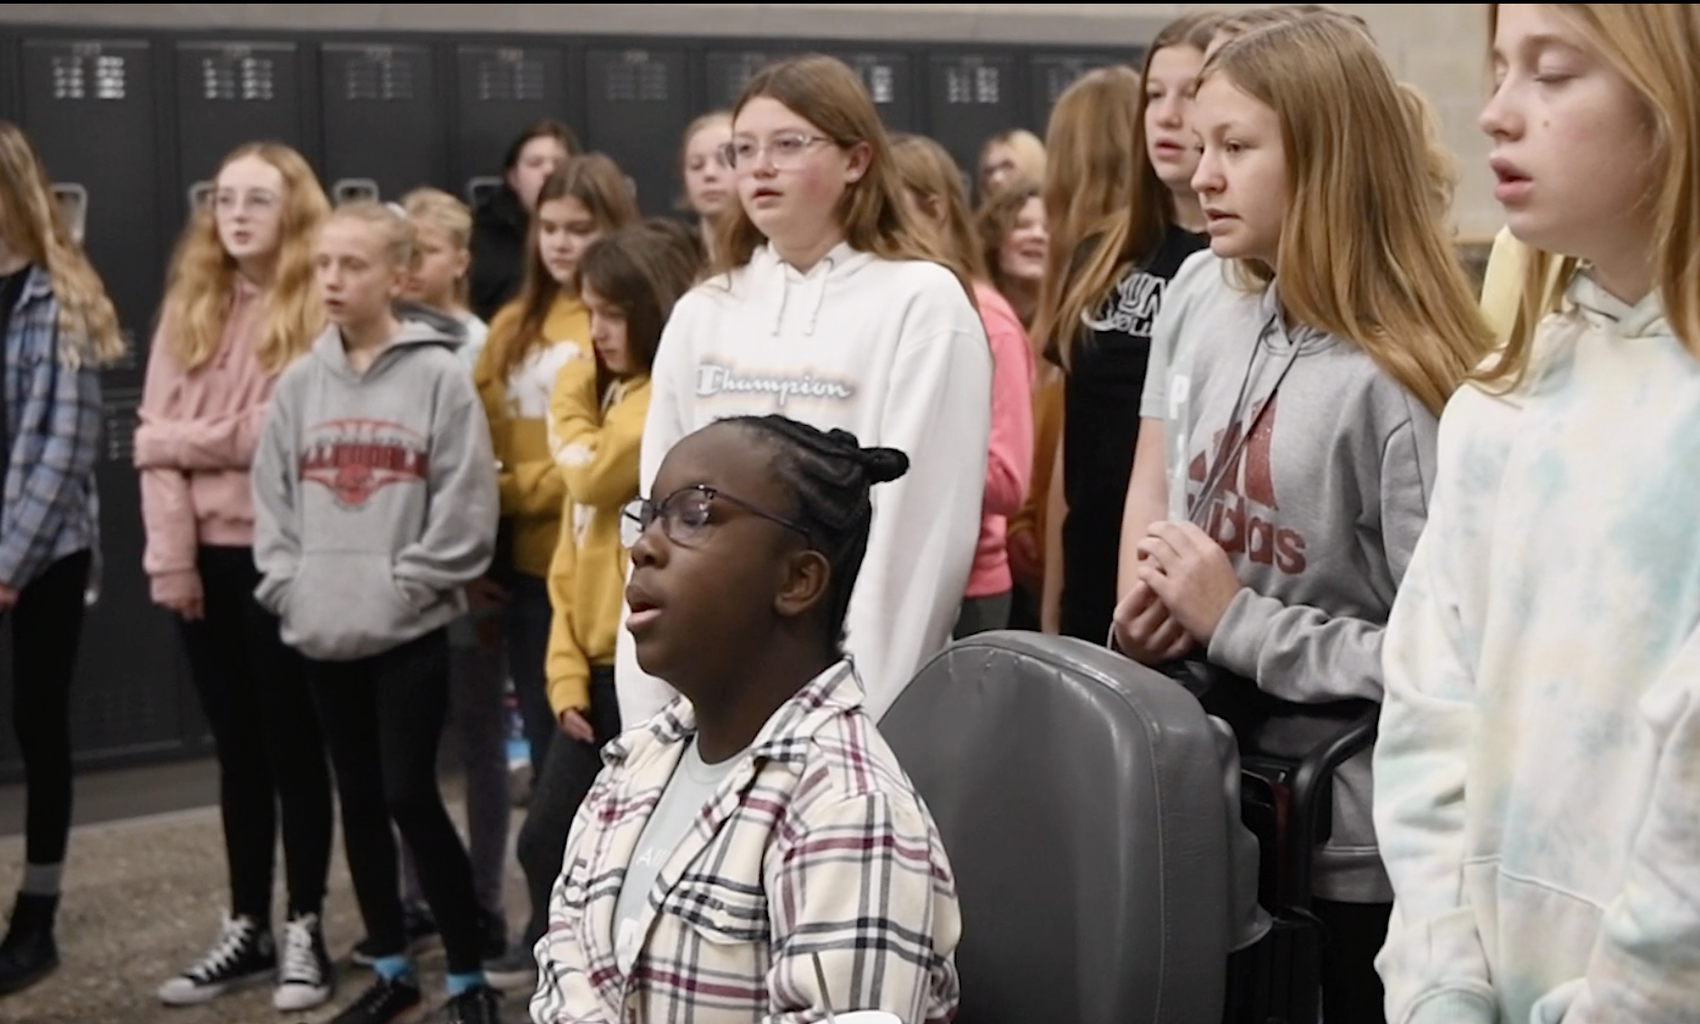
[444,983,502,1024]
[0,893,59,996]
[349,904,440,967]
[273,912,334,1011]
[479,907,507,961]
[327,975,424,1024]
[157,912,277,1005]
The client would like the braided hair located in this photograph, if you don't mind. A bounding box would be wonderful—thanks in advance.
[725,415,909,652]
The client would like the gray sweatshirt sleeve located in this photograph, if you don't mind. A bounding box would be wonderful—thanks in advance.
[392,379,499,605]
[250,384,300,616]
[1208,415,1434,703]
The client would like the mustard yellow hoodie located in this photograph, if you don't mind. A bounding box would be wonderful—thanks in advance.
[475,295,590,578]
[544,356,649,714]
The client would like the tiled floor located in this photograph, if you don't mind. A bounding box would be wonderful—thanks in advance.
[0,768,537,1024]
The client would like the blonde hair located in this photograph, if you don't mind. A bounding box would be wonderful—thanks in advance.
[889,134,987,285]
[977,129,1047,196]
[159,142,329,375]
[1035,12,1218,368]
[1202,15,1491,416]
[710,54,969,298]
[1483,3,1700,387]
[487,153,640,381]
[0,121,124,368]
[321,201,417,270]
[1397,82,1459,222]
[401,187,473,304]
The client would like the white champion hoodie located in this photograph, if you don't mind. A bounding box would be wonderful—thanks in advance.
[614,241,992,727]
[1374,274,1700,1024]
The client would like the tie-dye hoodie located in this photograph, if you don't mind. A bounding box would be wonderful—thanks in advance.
[1375,273,1700,1024]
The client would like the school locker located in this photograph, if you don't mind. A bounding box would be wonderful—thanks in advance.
[173,40,313,219]
[821,50,916,132]
[319,42,444,202]
[452,43,574,207]
[1026,51,1137,133]
[584,47,690,218]
[3,36,194,779]
[703,46,799,111]
[924,52,1020,192]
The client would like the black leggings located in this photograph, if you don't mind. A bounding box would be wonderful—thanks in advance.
[1316,898,1392,1024]
[5,550,91,868]
[179,545,334,921]
[309,628,483,974]
[515,669,621,946]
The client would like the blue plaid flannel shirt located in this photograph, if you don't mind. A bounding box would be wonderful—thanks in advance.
[0,265,103,591]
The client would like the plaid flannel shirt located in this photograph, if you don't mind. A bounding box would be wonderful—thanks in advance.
[0,266,102,591]
[532,660,962,1024]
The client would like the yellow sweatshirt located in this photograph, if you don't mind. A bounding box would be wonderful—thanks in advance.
[543,357,650,714]
[475,295,590,578]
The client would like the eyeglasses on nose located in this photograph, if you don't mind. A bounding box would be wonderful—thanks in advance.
[620,484,812,550]
[719,132,836,170]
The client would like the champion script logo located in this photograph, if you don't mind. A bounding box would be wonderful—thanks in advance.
[695,362,856,408]
[299,417,429,509]
[1188,393,1309,574]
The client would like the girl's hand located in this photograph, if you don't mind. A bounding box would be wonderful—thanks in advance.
[0,584,18,613]
[466,577,509,612]
[559,708,596,744]
[1111,576,1194,664]
[1007,529,1042,594]
[1135,521,1241,645]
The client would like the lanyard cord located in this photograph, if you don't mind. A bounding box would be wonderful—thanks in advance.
[1188,311,1302,526]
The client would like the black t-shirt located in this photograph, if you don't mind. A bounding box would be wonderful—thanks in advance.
[1051,224,1207,642]
[469,186,528,323]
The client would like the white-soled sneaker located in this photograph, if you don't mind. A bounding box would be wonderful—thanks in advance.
[273,912,334,1011]
[157,912,276,1005]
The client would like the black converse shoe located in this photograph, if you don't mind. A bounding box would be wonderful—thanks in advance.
[327,975,425,1024]
[349,903,440,967]
[273,912,334,1011]
[444,983,502,1024]
[157,913,277,1005]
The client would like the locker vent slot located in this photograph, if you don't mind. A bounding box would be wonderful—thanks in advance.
[719,53,774,101]
[51,53,128,101]
[200,53,276,101]
[604,52,669,103]
[476,51,546,103]
[842,57,895,105]
[345,50,415,102]
[101,386,141,464]
[943,61,1000,105]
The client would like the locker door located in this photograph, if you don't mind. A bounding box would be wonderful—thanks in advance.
[584,48,689,217]
[320,42,444,201]
[175,41,309,218]
[1027,51,1134,133]
[821,50,915,132]
[5,37,191,779]
[452,44,572,202]
[924,53,1020,190]
[704,47,798,111]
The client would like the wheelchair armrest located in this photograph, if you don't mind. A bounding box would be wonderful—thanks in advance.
[1282,704,1379,907]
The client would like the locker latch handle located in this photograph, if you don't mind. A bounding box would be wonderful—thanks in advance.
[52,183,89,245]
[332,178,381,205]
[464,176,502,209]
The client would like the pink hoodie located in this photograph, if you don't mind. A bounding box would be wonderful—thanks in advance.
[134,278,278,604]
[966,282,1036,598]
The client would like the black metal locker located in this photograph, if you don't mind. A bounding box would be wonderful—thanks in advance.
[3,36,192,780]
[174,40,311,218]
[583,47,689,218]
[821,50,916,132]
[319,42,444,201]
[704,47,798,111]
[451,44,573,206]
[1026,51,1137,133]
[924,52,1021,191]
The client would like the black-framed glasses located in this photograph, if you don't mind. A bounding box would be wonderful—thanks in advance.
[719,132,835,170]
[620,484,812,550]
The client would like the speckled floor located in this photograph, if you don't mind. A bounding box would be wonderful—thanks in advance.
[0,779,537,1024]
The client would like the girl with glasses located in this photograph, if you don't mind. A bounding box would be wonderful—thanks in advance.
[617,54,992,730]
[534,415,960,1024]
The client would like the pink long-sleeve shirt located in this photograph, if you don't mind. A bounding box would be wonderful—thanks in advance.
[966,282,1036,599]
[134,278,278,604]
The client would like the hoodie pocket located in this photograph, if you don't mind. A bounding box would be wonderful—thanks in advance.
[281,551,422,661]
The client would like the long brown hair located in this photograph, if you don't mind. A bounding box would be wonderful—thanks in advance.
[708,54,969,298]
[578,219,704,390]
[1034,12,1218,369]
[888,133,988,285]
[0,121,124,368]
[1204,16,1491,415]
[486,153,641,380]
[1481,3,1699,388]
[158,142,329,374]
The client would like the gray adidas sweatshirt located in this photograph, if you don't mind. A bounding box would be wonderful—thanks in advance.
[1172,274,1437,904]
[252,310,499,662]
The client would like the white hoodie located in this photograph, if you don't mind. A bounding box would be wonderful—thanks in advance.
[1374,274,1700,1024]
[614,241,992,727]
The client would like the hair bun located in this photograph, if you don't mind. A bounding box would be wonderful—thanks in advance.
[856,445,910,485]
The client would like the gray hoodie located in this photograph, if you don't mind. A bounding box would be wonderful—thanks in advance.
[252,309,499,661]
[1169,270,1437,904]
